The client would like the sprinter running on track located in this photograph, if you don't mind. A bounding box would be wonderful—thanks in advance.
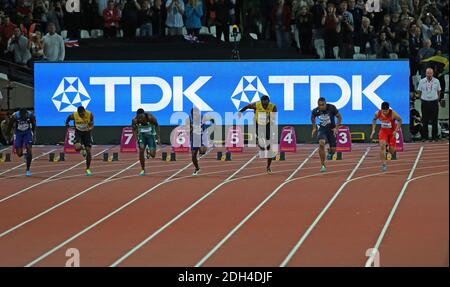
[65,106,94,176]
[6,108,37,176]
[132,108,160,176]
[311,97,342,172]
[188,107,215,176]
[371,101,402,172]
[238,95,277,174]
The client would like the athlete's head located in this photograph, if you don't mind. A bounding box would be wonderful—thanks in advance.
[261,95,270,109]
[318,97,327,111]
[19,108,28,120]
[136,108,146,121]
[381,102,390,115]
[77,106,86,118]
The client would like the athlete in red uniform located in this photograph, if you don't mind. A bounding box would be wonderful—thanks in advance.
[370,102,402,172]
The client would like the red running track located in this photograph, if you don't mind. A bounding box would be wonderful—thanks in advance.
[0,143,447,267]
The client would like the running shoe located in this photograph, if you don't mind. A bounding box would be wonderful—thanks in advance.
[139,169,145,176]
[382,163,387,172]
[25,170,31,177]
[85,169,92,176]
[192,168,200,176]
[320,165,327,173]
[267,167,272,174]
[326,153,332,160]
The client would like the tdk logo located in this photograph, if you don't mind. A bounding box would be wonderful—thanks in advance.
[53,75,390,112]
[52,77,91,112]
[231,76,269,110]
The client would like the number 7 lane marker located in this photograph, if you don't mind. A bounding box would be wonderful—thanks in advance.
[109,152,258,267]
[0,149,108,203]
[280,147,371,267]
[365,146,424,267]
[195,148,318,267]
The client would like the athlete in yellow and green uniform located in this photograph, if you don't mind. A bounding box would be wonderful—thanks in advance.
[238,95,278,174]
[65,106,94,176]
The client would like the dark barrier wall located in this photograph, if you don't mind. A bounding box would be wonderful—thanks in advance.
[36,125,411,145]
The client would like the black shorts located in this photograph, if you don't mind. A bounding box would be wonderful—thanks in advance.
[317,129,337,148]
[75,129,92,147]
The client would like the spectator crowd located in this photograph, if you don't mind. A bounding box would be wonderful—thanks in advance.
[0,0,448,140]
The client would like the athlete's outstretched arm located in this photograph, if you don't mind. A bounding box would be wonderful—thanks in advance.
[336,111,342,128]
[89,113,94,130]
[65,114,74,128]
[311,112,317,138]
[30,113,37,143]
[6,113,16,141]
[131,118,138,138]
[392,110,402,132]
[239,103,256,113]
[370,112,378,139]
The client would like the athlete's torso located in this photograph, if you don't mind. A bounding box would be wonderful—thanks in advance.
[254,102,275,125]
[312,104,338,130]
[73,110,92,132]
[377,109,396,131]
[15,111,32,133]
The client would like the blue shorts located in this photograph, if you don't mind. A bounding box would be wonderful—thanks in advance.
[15,131,33,149]
[317,129,337,148]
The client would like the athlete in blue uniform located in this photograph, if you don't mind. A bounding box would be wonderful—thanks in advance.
[189,107,214,176]
[6,108,37,176]
[311,97,342,172]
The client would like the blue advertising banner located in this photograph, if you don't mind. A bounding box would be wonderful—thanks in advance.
[34,60,410,126]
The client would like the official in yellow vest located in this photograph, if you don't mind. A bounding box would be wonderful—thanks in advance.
[238,95,278,174]
[65,106,94,176]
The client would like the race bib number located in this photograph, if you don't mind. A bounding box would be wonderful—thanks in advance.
[257,113,267,125]
[17,123,29,131]
[318,114,331,127]
[381,121,392,129]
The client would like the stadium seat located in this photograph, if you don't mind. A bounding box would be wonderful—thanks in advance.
[229,25,241,42]
[61,30,68,39]
[90,29,103,38]
[209,26,216,37]
[333,46,340,59]
[353,53,367,60]
[80,30,91,39]
[367,54,377,59]
[249,33,258,40]
[182,27,188,35]
[199,26,210,35]
[135,28,140,37]
[0,73,8,80]
[389,53,398,59]
[314,39,325,59]
[117,29,124,38]
[354,46,360,54]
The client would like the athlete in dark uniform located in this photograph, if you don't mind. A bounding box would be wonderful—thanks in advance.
[311,97,342,172]
[132,108,160,176]
[189,107,214,176]
[6,108,36,176]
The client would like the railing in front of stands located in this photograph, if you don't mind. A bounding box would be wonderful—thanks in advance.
[0,59,33,86]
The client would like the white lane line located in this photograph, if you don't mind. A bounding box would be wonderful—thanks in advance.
[110,153,258,267]
[280,147,371,267]
[0,159,140,240]
[0,149,56,176]
[0,149,108,203]
[195,148,318,267]
[365,147,425,267]
[25,148,213,267]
